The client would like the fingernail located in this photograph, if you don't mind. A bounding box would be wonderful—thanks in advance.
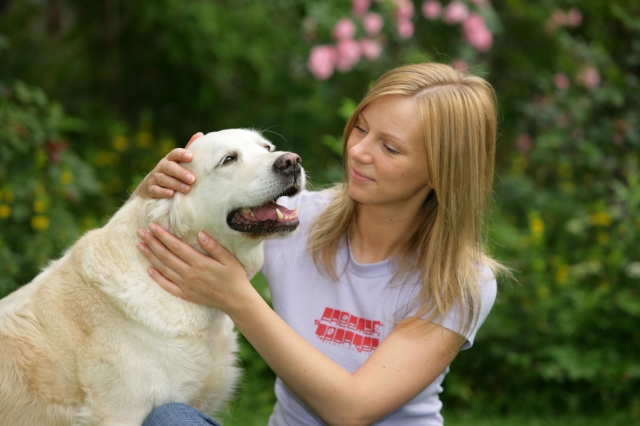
[149,223,157,233]
[185,152,193,160]
[186,174,195,183]
[181,184,191,193]
[147,267,155,275]
[137,230,145,239]
[137,242,146,251]
[198,232,208,244]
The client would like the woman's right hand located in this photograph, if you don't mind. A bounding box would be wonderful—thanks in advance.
[134,132,203,199]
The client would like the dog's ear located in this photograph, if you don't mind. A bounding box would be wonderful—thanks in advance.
[143,195,194,241]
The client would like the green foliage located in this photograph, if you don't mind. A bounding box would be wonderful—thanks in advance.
[1,0,638,419]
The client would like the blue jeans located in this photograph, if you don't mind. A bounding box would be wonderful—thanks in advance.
[142,403,222,426]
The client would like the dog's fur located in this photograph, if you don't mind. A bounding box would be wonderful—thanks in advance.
[0,129,305,426]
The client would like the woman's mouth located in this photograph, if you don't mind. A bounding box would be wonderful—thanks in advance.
[350,168,374,182]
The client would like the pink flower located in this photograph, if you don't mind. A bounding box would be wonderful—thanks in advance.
[567,7,582,27]
[397,18,414,38]
[462,14,493,52]
[516,134,533,153]
[336,38,362,72]
[578,66,600,90]
[360,38,383,60]
[308,45,337,80]
[363,12,384,35]
[551,9,566,26]
[333,18,357,40]
[452,59,468,72]
[422,1,442,20]
[443,0,469,24]
[352,0,371,16]
[554,73,570,90]
[394,0,415,19]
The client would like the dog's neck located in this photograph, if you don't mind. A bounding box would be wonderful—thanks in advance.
[137,196,264,279]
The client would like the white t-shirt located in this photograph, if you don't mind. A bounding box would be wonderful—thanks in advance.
[262,189,497,426]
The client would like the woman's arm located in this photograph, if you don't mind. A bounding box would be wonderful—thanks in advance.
[136,225,460,426]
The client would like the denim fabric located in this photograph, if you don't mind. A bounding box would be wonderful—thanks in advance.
[142,403,222,426]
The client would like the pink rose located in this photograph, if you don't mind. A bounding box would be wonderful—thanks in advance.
[462,14,493,52]
[567,7,582,27]
[336,38,362,72]
[363,12,384,35]
[551,9,566,26]
[394,0,415,19]
[308,45,337,80]
[554,73,570,90]
[397,18,414,38]
[578,66,600,90]
[360,38,383,60]
[452,59,468,72]
[422,1,442,20]
[352,0,371,16]
[443,0,469,24]
[333,18,357,40]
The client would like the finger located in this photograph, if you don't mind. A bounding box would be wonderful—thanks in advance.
[152,172,192,194]
[148,223,204,268]
[186,132,203,148]
[137,238,186,285]
[148,185,176,199]
[161,160,195,186]
[166,148,194,164]
[138,227,192,273]
[197,232,236,266]
[147,266,185,298]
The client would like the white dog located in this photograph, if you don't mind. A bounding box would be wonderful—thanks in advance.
[0,129,305,426]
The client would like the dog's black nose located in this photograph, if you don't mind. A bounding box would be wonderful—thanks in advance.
[274,153,302,176]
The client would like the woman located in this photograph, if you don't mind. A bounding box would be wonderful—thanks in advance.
[136,62,506,426]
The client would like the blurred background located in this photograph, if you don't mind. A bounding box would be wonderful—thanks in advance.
[1,0,638,425]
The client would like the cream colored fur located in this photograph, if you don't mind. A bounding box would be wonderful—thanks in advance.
[0,129,305,426]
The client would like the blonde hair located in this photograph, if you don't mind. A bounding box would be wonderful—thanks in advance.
[307,62,507,346]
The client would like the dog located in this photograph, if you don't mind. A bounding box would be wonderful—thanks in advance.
[0,129,305,425]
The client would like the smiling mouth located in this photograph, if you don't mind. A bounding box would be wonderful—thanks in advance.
[226,184,301,237]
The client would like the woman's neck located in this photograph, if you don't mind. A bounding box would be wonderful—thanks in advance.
[349,203,420,264]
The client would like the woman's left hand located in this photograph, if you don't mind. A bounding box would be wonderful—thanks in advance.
[136,223,253,311]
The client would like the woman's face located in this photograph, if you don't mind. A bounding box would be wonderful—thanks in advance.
[346,95,432,211]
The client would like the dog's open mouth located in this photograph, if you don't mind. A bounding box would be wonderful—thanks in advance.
[227,187,301,236]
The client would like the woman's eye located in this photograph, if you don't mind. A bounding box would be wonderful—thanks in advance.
[354,125,366,133]
[222,155,236,165]
[384,145,399,155]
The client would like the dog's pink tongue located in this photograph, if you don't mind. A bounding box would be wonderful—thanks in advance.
[243,202,297,222]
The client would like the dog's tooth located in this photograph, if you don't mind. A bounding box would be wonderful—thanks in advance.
[276,208,284,220]
[295,204,300,215]
[250,211,255,217]
[242,208,251,214]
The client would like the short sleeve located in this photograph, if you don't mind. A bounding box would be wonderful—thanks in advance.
[439,264,497,350]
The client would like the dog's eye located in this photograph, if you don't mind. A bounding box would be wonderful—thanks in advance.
[263,145,272,152]
[222,155,237,165]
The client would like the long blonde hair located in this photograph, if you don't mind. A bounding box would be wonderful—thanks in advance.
[307,62,507,345]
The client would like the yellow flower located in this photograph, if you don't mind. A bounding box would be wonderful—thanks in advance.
[556,264,569,285]
[31,215,50,230]
[529,217,544,237]
[0,204,11,219]
[33,200,46,213]
[589,212,612,227]
[4,189,15,203]
[61,171,74,185]
[95,151,120,167]
[512,156,527,173]
[597,232,609,246]
[537,286,550,299]
[112,135,129,151]
[137,131,153,148]
[159,138,176,156]
[558,163,573,179]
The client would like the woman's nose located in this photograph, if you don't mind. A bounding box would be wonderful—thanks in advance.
[348,136,373,164]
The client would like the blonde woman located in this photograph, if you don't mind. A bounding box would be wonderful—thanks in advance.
[136,62,506,426]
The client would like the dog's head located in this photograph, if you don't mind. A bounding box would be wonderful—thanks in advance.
[144,129,305,272]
